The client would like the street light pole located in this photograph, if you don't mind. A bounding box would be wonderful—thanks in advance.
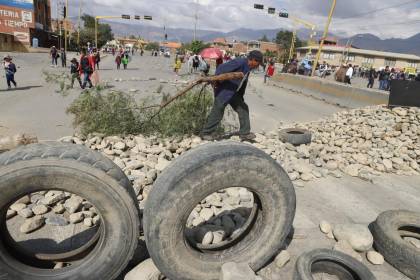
[311,0,337,77]
[64,0,68,53]
[77,0,82,46]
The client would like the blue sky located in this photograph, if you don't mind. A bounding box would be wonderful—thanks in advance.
[58,0,420,39]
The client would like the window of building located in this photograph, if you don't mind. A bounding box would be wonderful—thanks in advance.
[322,52,335,60]
[385,58,396,67]
[345,55,355,62]
[363,57,374,64]
[408,61,418,68]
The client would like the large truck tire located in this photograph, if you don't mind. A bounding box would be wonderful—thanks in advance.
[0,142,140,280]
[370,210,420,280]
[144,141,296,280]
[294,249,376,280]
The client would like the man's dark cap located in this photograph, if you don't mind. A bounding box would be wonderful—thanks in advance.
[248,50,263,64]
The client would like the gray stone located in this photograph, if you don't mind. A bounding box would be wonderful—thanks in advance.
[20,216,45,234]
[220,262,259,280]
[10,203,27,211]
[18,208,34,218]
[64,197,83,214]
[46,216,69,226]
[274,250,290,268]
[114,142,126,150]
[333,224,373,252]
[84,217,93,227]
[69,213,84,224]
[53,204,65,214]
[319,220,332,234]
[32,204,49,215]
[6,210,17,219]
[155,158,170,171]
[41,193,66,206]
[366,250,384,265]
[333,240,363,262]
[124,258,162,280]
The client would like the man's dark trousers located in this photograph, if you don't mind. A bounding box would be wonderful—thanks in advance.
[202,94,250,135]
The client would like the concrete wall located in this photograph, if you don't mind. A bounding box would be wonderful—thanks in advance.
[0,34,28,52]
[272,73,389,109]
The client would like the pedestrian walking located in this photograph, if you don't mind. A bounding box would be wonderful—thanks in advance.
[3,55,17,90]
[50,46,58,67]
[345,64,353,85]
[60,48,67,67]
[122,55,129,70]
[80,48,94,89]
[201,50,264,141]
[367,68,376,88]
[140,48,144,56]
[174,57,182,75]
[192,55,200,72]
[70,58,82,88]
[115,54,122,70]
[94,50,101,70]
[379,66,390,90]
[264,61,275,83]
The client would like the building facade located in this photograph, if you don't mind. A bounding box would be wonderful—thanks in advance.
[297,45,420,72]
[0,0,53,51]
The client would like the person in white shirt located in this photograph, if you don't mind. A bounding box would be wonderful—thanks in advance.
[345,64,353,85]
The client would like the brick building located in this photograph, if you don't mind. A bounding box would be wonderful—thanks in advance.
[0,0,53,51]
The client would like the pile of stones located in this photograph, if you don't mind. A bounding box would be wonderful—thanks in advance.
[7,191,100,234]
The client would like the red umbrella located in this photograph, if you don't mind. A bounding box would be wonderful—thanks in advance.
[200,48,223,59]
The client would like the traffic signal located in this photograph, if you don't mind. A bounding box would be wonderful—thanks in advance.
[62,6,66,18]
[134,15,141,20]
[165,34,168,40]
[122,15,131,19]
[279,11,289,18]
[254,4,264,10]
[144,16,153,20]
[268,7,275,14]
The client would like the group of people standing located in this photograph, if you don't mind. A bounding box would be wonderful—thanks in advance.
[115,49,130,70]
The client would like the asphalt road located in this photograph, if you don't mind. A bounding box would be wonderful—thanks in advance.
[0,51,343,140]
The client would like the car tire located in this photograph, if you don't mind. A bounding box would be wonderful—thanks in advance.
[294,249,376,280]
[0,142,140,280]
[370,210,420,280]
[144,141,296,280]
[279,128,312,146]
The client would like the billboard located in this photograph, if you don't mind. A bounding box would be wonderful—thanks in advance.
[0,0,34,10]
[0,0,34,43]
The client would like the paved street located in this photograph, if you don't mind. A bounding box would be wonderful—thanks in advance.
[0,52,344,140]
[1,52,419,280]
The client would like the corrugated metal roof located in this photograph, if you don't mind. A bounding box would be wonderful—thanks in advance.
[298,45,420,61]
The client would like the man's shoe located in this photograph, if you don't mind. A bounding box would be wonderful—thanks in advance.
[200,133,218,141]
[239,133,256,141]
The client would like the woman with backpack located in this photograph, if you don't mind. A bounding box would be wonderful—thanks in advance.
[79,48,94,89]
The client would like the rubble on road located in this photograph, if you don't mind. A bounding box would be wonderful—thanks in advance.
[0,134,38,153]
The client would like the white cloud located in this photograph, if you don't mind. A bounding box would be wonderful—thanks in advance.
[61,0,420,39]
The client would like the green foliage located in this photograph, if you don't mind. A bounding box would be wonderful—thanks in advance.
[66,87,217,137]
[69,14,114,49]
[259,34,270,42]
[182,40,211,54]
[145,42,159,51]
[275,30,305,61]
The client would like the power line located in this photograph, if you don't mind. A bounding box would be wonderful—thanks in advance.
[339,0,420,20]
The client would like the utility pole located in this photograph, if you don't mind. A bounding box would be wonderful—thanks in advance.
[311,0,337,77]
[77,0,82,46]
[194,0,198,41]
[64,0,68,53]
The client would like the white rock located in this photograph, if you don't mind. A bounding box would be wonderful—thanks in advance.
[220,262,259,280]
[10,203,27,211]
[366,251,384,265]
[69,213,84,224]
[333,240,363,262]
[20,216,45,234]
[18,208,34,218]
[6,210,17,219]
[200,208,214,221]
[32,205,49,215]
[319,220,332,234]
[124,259,161,280]
[274,250,291,268]
[333,224,373,252]
[155,158,170,172]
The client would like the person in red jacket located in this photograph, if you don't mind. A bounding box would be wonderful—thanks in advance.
[79,48,95,89]
[264,61,275,83]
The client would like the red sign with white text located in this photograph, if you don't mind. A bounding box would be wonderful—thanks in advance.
[0,4,34,41]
